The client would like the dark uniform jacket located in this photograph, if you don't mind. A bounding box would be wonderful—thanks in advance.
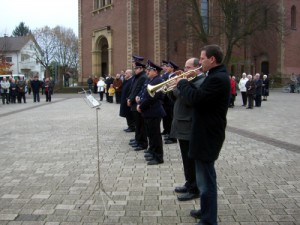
[139,75,166,118]
[168,74,206,140]
[119,76,133,117]
[128,70,147,111]
[177,65,230,162]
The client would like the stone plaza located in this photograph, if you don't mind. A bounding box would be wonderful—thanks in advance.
[0,90,299,225]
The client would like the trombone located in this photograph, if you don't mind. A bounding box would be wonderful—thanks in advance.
[147,66,202,97]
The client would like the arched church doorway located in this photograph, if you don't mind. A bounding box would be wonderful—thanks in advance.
[96,37,108,78]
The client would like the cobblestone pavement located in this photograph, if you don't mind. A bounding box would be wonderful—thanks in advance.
[0,91,299,225]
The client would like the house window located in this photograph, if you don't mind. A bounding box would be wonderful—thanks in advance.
[94,0,112,9]
[291,5,297,30]
[21,54,30,61]
[5,57,12,63]
[200,0,209,33]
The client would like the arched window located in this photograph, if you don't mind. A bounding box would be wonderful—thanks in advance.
[200,0,209,33]
[291,5,297,30]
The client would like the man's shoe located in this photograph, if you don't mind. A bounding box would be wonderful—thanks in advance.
[144,149,152,154]
[174,186,188,193]
[144,153,153,157]
[190,209,201,219]
[125,128,135,132]
[129,139,136,142]
[147,159,164,165]
[123,128,130,131]
[165,139,177,144]
[129,142,138,146]
[134,146,147,151]
[145,157,153,161]
[177,192,199,201]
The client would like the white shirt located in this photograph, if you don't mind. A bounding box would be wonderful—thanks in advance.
[239,78,248,92]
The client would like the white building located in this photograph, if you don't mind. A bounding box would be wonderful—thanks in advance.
[0,35,44,80]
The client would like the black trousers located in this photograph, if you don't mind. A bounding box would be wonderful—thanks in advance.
[178,139,198,194]
[18,92,26,103]
[33,91,40,102]
[1,92,9,104]
[241,91,247,106]
[255,94,262,107]
[247,94,254,108]
[162,104,174,134]
[133,111,147,147]
[98,92,104,101]
[45,91,51,102]
[145,118,163,161]
[126,111,135,130]
[115,92,121,103]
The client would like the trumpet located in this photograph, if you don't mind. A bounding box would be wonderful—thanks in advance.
[147,66,202,97]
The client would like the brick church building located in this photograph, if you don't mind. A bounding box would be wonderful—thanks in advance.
[78,0,300,83]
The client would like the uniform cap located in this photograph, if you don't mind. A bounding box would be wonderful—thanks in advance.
[167,61,179,70]
[147,60,162,72]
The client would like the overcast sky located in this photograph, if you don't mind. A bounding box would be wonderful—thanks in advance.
[0,0,78,37]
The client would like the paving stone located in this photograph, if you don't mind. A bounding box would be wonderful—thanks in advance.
[0,92,299,224]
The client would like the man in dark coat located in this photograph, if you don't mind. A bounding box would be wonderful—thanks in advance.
[30,75,41,102]
[176,45,230,225]
[254,73,262,107]
[119,69,135,132]
[127,61,148,151]
[245,74,255,109]
[168,58,205,201]
[137,60,166,165]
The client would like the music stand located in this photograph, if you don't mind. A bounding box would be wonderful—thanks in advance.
[78,88,114,213]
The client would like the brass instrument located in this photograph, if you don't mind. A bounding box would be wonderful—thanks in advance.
[147,66,202,97]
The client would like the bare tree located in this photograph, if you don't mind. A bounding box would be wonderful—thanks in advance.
[52,26,78,72]
[33,26,78,79]
[33,26,57,77]
[182,0,284,66]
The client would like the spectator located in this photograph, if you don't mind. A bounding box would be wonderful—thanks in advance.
[108,83,115,103]
[113,73,123,104]
[87,76,93,92]
[31,75,41,102]
[254,73,262,107]
[1,77,10,104]
[245,75,255,109]
[229,75,237,108]
[238,72,248,106]
[17,76,26,103]
[97,77,105,101]
[9,79,17,104]
[262,74,269,101]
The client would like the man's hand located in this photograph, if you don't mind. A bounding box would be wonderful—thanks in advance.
[127,99,131,107]
[137,105,142,113]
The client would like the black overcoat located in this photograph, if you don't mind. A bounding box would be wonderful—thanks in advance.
[177,65,230,162]
[119,76,134,117]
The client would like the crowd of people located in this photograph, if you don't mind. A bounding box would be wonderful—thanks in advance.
[228,72,270,109]
[94,45,230,225]
[0,76,55,104]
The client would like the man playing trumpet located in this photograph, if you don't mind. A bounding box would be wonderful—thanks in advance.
[167,58,205,201]
[176,45,230,225]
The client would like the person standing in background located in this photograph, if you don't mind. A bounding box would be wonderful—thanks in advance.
[238,72,248,107]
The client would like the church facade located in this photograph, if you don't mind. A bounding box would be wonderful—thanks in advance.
[79,0,300,83]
